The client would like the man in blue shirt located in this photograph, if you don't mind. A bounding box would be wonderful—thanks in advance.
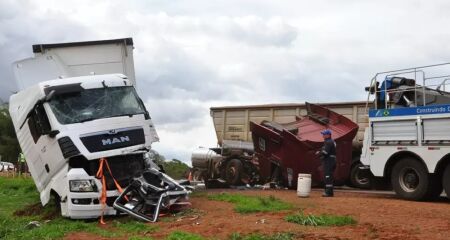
[317,129,336,197]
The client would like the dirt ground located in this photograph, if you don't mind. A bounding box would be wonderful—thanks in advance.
[66,189,450,240]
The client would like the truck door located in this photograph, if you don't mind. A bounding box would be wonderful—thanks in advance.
[26,102,61,190]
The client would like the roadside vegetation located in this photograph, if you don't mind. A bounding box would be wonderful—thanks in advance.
[166,231,204,240]
[0,106,20,165]
[285,212,357,226]
[207,193,292,213]
[149,150,190,179]
[229,232,296,240]
[1,176,357,239]
[0,177,158,240]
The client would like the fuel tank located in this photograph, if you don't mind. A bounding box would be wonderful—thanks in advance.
[191,147,222,170]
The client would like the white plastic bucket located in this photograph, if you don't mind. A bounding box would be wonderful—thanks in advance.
[297,173,312,197]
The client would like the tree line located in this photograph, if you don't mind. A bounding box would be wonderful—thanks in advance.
[0,105,20,164]
[149,149,191,179]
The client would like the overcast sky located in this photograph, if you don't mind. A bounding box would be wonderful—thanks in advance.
[2,0,450,163]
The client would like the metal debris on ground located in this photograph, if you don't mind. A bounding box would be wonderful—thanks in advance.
[113,168,192,222]
[25,221,41,229]
[176,215,200,222]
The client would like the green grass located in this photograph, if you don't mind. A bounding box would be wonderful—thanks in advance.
[0,177,39,215]
[129,236,154,240]
[0,177,158,240]
[1,217,119,240]
[229,232,295,240]
[164,231,295,240]
[189,190,208,198]
[166,231,204,240]
[207,193,292,213]
[285,212,357,226]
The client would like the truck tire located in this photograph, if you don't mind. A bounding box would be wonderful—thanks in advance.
[51,191,61,214]
[350,162,372,189]
[225,159,243,186]
[391,158,430,201]
[426,175,443,200]
[192,169,204,181]
[443,164,450,199]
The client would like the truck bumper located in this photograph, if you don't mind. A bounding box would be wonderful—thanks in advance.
[63,190,120,219]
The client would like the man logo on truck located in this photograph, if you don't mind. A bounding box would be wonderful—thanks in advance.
[102,136,130,145]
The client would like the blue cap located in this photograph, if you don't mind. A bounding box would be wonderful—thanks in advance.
[320,129,332,135]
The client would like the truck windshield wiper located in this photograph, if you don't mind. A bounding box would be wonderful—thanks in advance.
[112,113,134,118]
[111,112,145,118]
[78,112,145,123]
[79,117,97,123]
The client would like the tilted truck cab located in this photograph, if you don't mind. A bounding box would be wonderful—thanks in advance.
[9,38,160,218]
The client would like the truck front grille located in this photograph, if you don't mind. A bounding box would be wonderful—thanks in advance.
[80,127,145,153]
[87,154,145,190]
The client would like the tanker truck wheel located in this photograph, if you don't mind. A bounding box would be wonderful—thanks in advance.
[192,169,204,181]
[391,158,430,201]
[350,162,372,189]
[443,164,450,199]
[225,159,243,186]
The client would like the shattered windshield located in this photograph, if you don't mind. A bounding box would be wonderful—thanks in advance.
[48,86,147,124]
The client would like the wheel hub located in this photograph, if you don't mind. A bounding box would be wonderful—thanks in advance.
[228,166,236,178]
[355,170,369,185]
[399,168,419,192]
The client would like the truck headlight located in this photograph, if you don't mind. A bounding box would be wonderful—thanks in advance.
[69,179,96,192]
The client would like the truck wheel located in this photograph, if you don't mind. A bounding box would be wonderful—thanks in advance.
[391,158,429,201]
[192,169,204,181]
[426,175,443,200]
[225,159,243,186]
[51,191,62,214]
[350,162,372,189]
[443,164,450,199]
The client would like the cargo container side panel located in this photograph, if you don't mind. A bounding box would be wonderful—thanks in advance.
[274,109,297,116]
[248,117,272,125]
[329,108,354,115]
[212,102,368,147]
[249,110,271,117]
[273,116,297,124]
[19,43,137,87]
[211,109,224,145]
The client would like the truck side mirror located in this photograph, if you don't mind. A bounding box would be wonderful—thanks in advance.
[45,90,56,102]
[34,103,52,136]
[48,130,60,138]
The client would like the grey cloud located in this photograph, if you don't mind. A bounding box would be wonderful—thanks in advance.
[128,13,299,48]
[145,98,205,127]
[3,0,450,163]
[0,0,97,101]
[210,16,298,47]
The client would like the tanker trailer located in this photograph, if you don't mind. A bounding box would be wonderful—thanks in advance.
[191,141,259,187]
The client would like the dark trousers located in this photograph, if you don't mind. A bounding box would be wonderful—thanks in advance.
[322,158,336,195]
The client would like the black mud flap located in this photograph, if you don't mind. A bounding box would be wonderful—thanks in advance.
[113,168,191,222]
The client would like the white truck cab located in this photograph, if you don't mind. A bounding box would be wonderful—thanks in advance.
[9,38,159,218]
[360,63,450,200]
